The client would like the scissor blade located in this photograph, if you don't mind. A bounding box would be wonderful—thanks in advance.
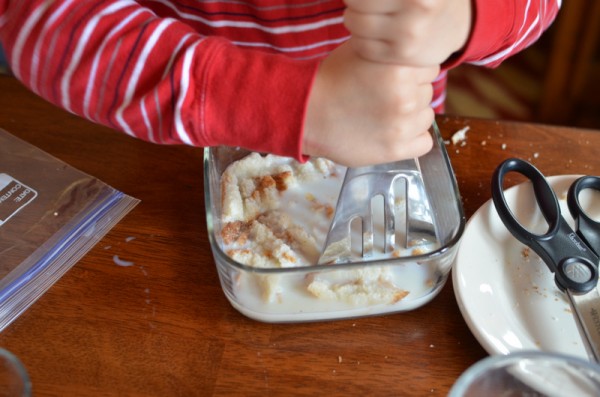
[568,287,600,363]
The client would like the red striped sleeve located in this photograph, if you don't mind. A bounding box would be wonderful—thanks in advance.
[0,0,327,159]
[0,0,560,161]
[446,0,561,69]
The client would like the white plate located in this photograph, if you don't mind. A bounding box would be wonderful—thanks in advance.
[453,175,600,360]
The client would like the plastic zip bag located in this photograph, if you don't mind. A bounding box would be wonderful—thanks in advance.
[0,128,139,331]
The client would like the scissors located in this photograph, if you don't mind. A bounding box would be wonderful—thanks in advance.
[491,158,600,362]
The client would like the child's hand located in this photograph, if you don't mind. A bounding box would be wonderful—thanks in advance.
[302,41,439,167]
[343,0,472,66]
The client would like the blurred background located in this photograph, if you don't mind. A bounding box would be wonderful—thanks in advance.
[448,0,600,130]
[0,43,7,75]
[0,1,598,129]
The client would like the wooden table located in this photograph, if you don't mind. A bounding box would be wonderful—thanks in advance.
[0,74,598,396]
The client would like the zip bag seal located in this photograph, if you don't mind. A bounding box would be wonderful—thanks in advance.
[0,128,139,331]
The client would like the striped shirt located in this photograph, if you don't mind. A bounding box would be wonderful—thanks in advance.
[0,1,560,160]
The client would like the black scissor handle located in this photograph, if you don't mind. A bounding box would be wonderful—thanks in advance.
[492,158,598,294]
[568,176,600,257]
[491,158,561,242]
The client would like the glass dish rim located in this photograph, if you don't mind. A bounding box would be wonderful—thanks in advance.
[448,350,600,396]
[203,122,466,275]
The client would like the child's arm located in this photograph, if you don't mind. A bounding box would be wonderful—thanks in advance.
[0,1,561,168]
[343,0,472,66]
[0,1,437,166]
[302,41,439,167]
[343,0,561,68]
[0,1,318,161]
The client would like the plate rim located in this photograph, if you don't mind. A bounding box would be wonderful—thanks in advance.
[452,174,589,358]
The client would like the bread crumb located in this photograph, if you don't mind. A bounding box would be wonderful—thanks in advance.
[451,126,470,145]
[411,247,429,256]
[307,267,410,305]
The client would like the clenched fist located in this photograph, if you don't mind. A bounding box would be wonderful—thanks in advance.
[343,0,472,66]
[302,40,439,167]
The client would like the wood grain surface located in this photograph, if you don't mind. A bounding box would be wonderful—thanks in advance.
[0,75,598,396]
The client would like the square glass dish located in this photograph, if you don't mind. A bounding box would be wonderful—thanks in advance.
[204,122,465,322]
